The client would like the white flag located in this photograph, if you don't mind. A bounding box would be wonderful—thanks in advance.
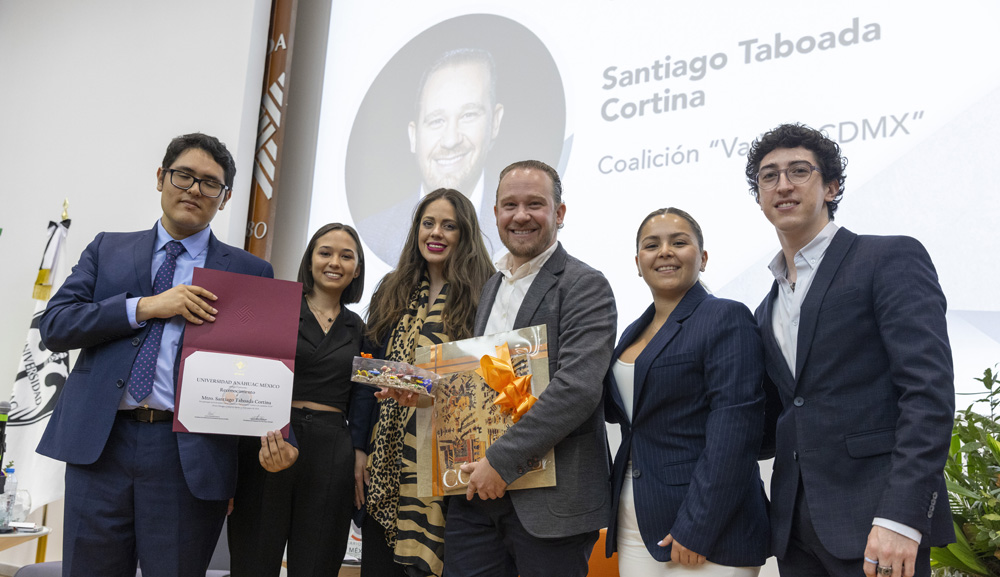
[9,219,71,512]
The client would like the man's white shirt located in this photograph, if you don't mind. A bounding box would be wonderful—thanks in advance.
[484,241,559,335]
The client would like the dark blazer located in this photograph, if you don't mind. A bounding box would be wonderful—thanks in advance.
[605,283,769,566]
[475,243,617,538]
[37,225,274,501]
[756,227,954,560]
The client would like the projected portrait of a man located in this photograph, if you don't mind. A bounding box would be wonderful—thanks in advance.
[409,49,503,199]
[346,14,566,265]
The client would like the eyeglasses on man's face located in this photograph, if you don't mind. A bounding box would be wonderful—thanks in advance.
[757,162,821,190]
[163,168,229,198]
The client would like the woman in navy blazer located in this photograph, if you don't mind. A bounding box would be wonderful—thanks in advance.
[605,208,769,576]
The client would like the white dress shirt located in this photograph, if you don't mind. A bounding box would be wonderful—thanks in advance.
[767,222,838,378]
[484,241,559,335]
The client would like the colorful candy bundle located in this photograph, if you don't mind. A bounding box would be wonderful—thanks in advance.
[351,355,438,396]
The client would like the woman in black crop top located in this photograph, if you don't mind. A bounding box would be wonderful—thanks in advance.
[229,223,367,576]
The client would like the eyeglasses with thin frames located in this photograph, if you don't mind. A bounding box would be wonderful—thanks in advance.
[757,162,821,190]
[163,168,229,198]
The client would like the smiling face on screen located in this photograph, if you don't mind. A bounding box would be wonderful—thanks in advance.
[409,59,504,195]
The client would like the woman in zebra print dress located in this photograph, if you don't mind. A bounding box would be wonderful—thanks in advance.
[352,188,495,577]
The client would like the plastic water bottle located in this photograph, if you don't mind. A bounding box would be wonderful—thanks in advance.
[13,489,30,523]
[0,468,14,532]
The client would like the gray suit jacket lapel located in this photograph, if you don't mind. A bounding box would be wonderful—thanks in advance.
[513,244,566,329]
[475,273,502,336]
[475,243,568,336]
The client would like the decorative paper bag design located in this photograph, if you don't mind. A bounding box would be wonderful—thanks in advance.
[413,325,555,497]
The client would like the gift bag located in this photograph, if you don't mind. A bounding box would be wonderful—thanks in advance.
[413,325,556,497]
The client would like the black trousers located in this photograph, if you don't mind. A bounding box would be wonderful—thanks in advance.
[442,495,598,577]
[229,408,356,576]
[361,511,410,577]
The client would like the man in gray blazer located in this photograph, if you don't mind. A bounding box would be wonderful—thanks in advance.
[748,124,954,577]
[443,160,617,577]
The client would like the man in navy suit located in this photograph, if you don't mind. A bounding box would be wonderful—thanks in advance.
[746,124,954,577]
[38,133,297,577]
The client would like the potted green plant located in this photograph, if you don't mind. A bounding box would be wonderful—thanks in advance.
[931,366,1000,577]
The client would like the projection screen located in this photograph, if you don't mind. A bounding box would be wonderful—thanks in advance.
[309,1,1000,388]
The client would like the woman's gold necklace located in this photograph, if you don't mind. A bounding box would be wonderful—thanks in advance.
[305,296,336,333]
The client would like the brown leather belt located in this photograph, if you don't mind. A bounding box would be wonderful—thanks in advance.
[118,407,174,423]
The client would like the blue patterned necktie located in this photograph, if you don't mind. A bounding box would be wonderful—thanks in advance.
[128,240,185,403]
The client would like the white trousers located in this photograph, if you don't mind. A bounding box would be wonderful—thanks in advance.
[617,469,761,577]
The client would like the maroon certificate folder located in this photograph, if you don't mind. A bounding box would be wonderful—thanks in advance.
[173,268,301,437]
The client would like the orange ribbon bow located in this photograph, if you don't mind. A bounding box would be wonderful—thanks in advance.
[476,343,536,423]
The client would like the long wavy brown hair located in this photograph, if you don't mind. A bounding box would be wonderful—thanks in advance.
[365,188,495,346]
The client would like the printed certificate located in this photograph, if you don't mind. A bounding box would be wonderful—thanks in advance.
[175,351,293,436]
[173,268,301,437]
